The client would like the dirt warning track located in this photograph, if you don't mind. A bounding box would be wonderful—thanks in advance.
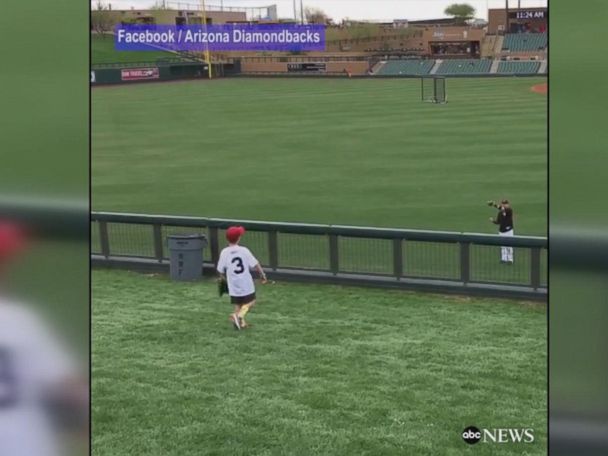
[531,83,547,94]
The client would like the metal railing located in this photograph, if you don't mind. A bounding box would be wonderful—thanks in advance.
[235,55,371,63]
[164,1,274,20]
[236,71,356,77]
[91,57,199,69]
[91,212,547,300]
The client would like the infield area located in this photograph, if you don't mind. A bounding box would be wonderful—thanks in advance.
[92,77,547,235]
[92,269,546,455]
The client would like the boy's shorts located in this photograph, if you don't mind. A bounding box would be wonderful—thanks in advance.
[230,293,256,305]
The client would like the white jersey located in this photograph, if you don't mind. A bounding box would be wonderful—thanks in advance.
[216,245,259,297]
[0,298,76,456]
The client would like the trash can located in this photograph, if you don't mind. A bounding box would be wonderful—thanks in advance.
[167,234,208,281]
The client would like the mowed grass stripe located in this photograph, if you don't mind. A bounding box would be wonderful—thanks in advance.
[93,269,546,455]
[93,77,546,234]
[92,34,177,64]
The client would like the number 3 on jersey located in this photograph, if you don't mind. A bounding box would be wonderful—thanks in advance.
[231,256,245,274]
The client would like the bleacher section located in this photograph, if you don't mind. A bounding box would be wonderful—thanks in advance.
[497,61,540,74]
[502,33,547,52]
[376,60,435,76]
[435,59,492,75]
[371,59,544,76]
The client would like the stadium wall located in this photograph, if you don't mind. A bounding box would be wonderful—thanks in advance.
[88,58,545,85]
[91,61,210,85]
[239,60,371,75]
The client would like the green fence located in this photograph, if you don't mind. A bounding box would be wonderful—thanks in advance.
[91,212,547,300]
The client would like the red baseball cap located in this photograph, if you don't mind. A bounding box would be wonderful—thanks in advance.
[226,226,245,243]
[0,221,27,263]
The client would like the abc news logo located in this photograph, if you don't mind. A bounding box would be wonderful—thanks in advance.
[462,426,534,445]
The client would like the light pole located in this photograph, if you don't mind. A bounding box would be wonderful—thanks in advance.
[201,0,212,78]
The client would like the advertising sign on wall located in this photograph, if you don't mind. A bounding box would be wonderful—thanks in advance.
[121,68,160,81]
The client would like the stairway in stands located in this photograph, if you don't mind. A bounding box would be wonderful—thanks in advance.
[370,60,386,74]
[494,36,505,54]
[429,60,442,75]
[481,35,496,58]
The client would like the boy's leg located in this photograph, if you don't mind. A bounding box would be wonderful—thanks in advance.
[238,300,256,327]
[230,304,242,330]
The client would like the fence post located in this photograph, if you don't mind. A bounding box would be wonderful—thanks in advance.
[393,238,403,278]
[209,227,220,265]
[153,224,163,262]
[530,247,541,289]
[268,231,278,271]
[329,234,339,275]
[460,242,470,283]
[99,221,110,258]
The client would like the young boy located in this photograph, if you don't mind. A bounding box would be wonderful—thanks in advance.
[216,226,267,330]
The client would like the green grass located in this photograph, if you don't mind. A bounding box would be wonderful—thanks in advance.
[92,33,178,65]
[93,269,546,455]
[92,77,547,235]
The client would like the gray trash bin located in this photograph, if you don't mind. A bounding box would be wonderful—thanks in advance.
[167,234,208,281]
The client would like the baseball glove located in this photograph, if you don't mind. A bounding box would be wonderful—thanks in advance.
[218,277,228,297]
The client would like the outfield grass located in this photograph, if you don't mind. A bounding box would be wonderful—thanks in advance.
[92,77,547,235]
[92,33,178,64]
[92,269,546,455]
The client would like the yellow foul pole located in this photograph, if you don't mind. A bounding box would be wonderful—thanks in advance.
[201,0,213,78]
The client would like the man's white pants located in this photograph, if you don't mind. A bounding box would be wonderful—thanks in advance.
[498,229,514,262]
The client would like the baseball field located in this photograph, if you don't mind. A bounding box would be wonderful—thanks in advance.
[92,77,547,235]
[92,75,547,454]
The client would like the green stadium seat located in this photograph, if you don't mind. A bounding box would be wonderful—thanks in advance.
[497,61,540,74]
[435,59,492,75]
[502,33,547,52]
[376,60,435,76]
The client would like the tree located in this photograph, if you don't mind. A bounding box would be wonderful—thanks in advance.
[304,6,330,24]
[150,0,167,10]
[92,1,114,36]
[444,3,476,24]
[149,0,170,24]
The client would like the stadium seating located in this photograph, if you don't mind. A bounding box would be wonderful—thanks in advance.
[435,59,492,75]
[502,33,547,52]
[376,59,435,75]
[372,58,545,77]
[497,61,540,74]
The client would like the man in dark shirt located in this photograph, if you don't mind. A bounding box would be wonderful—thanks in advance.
[487,199,514,263]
